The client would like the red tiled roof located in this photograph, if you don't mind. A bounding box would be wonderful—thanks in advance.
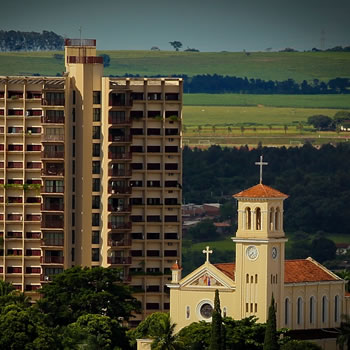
[214,259,339,284]
[284,259,338,283]
[214,263,235,280]
[234,184,288,199]
[346,292,350,297]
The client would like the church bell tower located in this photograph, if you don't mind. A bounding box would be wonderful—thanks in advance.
[232,157,288,327]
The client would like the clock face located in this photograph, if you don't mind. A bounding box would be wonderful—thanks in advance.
[246,246,259,260]
[272,247,278,259]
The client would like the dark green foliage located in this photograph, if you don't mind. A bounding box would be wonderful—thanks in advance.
[281,340,322,350]
[307,115,334,130]
[263,295,278,350]
[210,290,223,350]
[0,30,64,51]
[183,143,350,236]
[68,314,130,350]
[99,53,111,67]
[187,219,217,242]
[178,321,211,349]
[310,237,336,262]
[169,41,183,51]
[338,315,350,350]
[38,266,140,326]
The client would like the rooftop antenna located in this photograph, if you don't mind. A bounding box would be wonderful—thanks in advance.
[79,26,82,46]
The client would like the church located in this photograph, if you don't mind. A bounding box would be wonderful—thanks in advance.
[168,158,350,349]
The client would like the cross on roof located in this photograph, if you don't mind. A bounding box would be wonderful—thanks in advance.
[255,155,268,184]
[202,246,213,262]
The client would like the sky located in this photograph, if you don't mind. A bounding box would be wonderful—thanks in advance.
[1,0,349,52]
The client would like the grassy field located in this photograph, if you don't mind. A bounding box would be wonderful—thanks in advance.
[183,94,350,109]
[182,105,345,126]
[0,50,349,82]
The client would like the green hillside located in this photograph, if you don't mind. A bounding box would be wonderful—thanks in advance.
[0,50,349,82]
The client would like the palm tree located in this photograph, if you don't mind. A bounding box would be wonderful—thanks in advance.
[337,314,350,350]
[151,313,183,350]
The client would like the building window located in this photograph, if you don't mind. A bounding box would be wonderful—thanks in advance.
[255,207,261,230]
[92,143,100,157]
[72,160,75,174]
[92,231,100,244]
[92,213,100,227]
[245,207,251,230]
[269,208,274,230]
[92,196,100,209]
[322,296,328,324]
[92,126,100,139]
[92,248,100,262]
[335,295,340,323]
[92,178,100,192]
[246,274,249,283]
[93,91,101,104]
[72,108,75,122]
[92,161,100,174]
[71,247,75,261]
[309,296,316,324]
[93,108,101,121]
[297,297,303,325]
[72,230,75,244]
[72,91,76,104]
[275,207,280,230]
[284,298,290,326]
[72,126,75,140]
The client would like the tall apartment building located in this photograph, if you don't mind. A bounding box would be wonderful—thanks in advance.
[0,39,182,325]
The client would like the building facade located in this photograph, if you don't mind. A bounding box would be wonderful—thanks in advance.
[169,183,350,349]
[0,39,183,325]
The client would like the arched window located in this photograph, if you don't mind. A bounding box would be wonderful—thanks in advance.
[334,295,340,323]
[322,296,328,324]
[246,274,249,283]
[275,207,280,230]
[269,208,275,230]
[284,298,290,326]
[309,296,316,324]
[245,207,251,230]
[223,307,227,317]
[255,207,261,230]
[186,306,190,319]
[297,297,303,325]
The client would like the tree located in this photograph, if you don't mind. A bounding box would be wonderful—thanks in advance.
[263,295,278,350]
[150,313,183,350]
[240,126,245,135]
[307,115,333,130]
[210,289,223,350]
[284,125,288,134]
[169,41,182,51]
[337,270,350,292]
[99,53,111,67]
[337,314,350,350]
[212,125,216,134]
[310,237,336,263]
[281,340,322,349]
[68,314,130,350]
[178,321,211,350]
[38,266,140,326]
[187,219,217,243]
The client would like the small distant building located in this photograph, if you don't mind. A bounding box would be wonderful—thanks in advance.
[340,120,350,131]
[336,243,350,255]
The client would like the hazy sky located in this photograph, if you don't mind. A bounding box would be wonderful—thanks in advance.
[1,0,349,52]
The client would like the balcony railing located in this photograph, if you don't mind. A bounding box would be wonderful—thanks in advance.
[108,186,131,194]
[108,222,131,230]
[108,239,132,247]
[42,204,64,211]
[41,220,64,228]
[108,152,131,160]
[26,232,41,239]
[41,99,65,106]
[108,169,131,177]
[42,134,64,142]
[41,239,64,247]
[107,256,132,265]
[108,135,132,142]
[108,205,131,212]
[41,256,64,264]
[42,151,64,159]
[109,116,131,125]
[41,116,64,124]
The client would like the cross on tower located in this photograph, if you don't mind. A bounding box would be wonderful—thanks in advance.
[255,155,268,184]
[202,246,213,262]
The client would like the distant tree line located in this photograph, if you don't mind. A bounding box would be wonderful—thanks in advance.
[183,143,350,235]
[118,73,350,94]
[0,30,64,51]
